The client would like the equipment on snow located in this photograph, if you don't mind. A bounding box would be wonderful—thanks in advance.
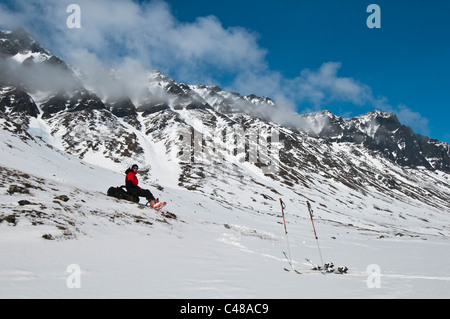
[279,198,293,269]
[147,199,166,210]
[337,266,348,274]
[324,262,334,270]
[306,201,324,267]
[107,185,139,203]
[278,200,349,276]
[305,258,326,275]
[284,268,302,274]
[305,258,348,274]
[139,200,167,210]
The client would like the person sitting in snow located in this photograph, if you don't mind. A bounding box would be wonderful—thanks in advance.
[125,164,163,209]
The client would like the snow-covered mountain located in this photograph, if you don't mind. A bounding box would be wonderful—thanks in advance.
[1,29,450,299]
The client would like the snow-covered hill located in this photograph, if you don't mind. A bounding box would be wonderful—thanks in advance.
[1,29,450,299]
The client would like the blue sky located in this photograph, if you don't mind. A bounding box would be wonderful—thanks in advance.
[1,0,449,142]
[163,0,450,143]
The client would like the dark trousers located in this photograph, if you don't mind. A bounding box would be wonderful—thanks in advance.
[127,187,155,202]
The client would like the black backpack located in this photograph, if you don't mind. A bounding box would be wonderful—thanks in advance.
[107,186,139,203]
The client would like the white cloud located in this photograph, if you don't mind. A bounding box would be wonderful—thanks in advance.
[231,62,375,115]
[63,0,266,82]
[254,62,373,107]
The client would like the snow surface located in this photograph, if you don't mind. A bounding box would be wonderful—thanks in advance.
[1,117,450,299]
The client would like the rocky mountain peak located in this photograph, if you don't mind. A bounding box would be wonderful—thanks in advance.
[0,28,50,57]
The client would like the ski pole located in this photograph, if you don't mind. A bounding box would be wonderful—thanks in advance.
[279,198,293,268]
[306,201,324,267]
[280,198,288,235]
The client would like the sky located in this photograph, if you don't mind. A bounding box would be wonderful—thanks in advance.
[0,0,449,143]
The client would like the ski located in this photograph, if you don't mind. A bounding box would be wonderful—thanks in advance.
[139,201,167,210]
[305,258,316,268]
[305,258,326,271]
[284,267,343,275]
[305,258,326,275]
[282,250,302,274]
[156,204,166,211]
[282,251,293,268]
[284,268,302,275]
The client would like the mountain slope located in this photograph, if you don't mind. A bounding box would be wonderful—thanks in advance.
[1,27,449,238]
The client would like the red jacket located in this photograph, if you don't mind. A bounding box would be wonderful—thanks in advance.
[125,171,140,189]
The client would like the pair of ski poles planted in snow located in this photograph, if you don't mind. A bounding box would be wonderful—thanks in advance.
[279,198,324,270]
